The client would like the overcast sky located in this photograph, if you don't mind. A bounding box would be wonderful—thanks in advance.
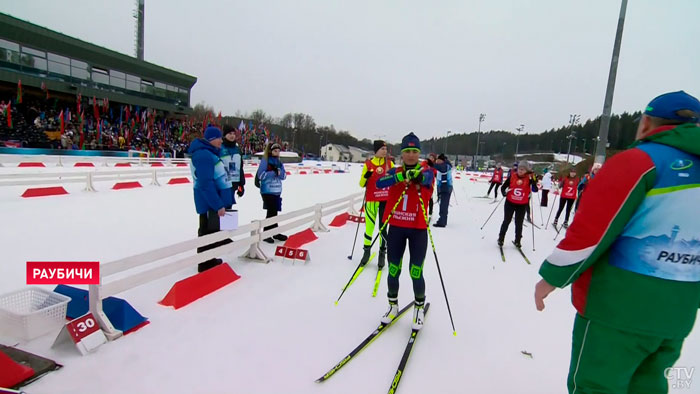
[4,0,699,142]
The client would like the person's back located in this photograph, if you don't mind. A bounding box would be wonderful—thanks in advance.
[535,90,700,393]
[189,137,233,215]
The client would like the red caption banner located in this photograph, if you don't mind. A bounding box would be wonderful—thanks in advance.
[27,261,100,285]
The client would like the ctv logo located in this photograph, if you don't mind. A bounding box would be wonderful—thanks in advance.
[27,262,100,285]
[665,366,694,390]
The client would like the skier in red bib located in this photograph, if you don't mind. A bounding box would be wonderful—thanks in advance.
[376,132,434,330]
[486,164,504,199]
[553,168,579,229]
[358,140,394,268]
[498,160,538,247]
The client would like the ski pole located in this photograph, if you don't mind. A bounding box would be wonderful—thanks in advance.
[347,193,367,260]
[418,193,457,336]
[480,196,505,230]
[530,194,536,251]
[336,184,409,305]
[545,191,559,229]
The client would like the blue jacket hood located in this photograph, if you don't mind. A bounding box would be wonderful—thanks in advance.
[188,138,219,155]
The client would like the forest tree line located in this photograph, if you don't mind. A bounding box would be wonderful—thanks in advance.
[193,103,642,159]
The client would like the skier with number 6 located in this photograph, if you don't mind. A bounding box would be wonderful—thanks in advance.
[497,160,538,248]
[376,132,434,330]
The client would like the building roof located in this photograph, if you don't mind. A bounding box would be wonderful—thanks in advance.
[0,13,196,89]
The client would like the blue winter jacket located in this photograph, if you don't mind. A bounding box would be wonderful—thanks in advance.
[256,156,286,195]
[189,139,233,214]
[434,161,453,194]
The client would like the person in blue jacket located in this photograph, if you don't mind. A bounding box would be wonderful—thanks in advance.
[188,126,234,272]
[433,153,453,227]
[256,142,288,243]
[220,127,245,203]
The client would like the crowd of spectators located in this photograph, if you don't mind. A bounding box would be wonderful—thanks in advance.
[0,93,279,158]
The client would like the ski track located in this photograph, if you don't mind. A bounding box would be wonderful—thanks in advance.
[0,164,697,394]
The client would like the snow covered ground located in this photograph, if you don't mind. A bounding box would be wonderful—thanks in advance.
[0,165,697,394]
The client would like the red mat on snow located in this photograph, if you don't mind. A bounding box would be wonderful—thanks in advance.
[283,228,318,249]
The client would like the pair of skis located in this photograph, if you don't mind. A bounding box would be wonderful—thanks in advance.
[499,241,531,264]
[342,253,384,298]
[316,302,430,394]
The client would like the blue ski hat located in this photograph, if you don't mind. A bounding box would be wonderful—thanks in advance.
[644,91,700,124]
[401,132,421,152]
[204,126,223,141]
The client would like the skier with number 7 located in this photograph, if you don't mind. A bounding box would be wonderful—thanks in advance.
[375,132,434,330]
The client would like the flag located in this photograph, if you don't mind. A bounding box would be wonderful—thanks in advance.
[238,120,245,132]
[125,105,131,121]
[217,111,222,126]
[97,119,102,143]
[59,110,64,135]
[202,112,210,132]
[79,112,85,149]
[93,97,99,121]
[6,102,11,128]
[119,106,123,125]
[41,81,50,100]
[77,93,82,114]
[16,80,22,104]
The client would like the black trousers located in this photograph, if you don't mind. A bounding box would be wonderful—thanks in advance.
[428,197,434,216]
[556,198,575,223]
[197,210,233,272]
[436,190,451,226]
[487,182,501,198]
[499,200,527,243]
[541,189,549,206]
[261,193,280,232]
[386,226,427,302]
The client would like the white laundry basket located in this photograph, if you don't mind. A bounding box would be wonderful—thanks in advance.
[0,287,71,341]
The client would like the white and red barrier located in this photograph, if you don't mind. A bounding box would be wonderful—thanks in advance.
[89,191,364,340]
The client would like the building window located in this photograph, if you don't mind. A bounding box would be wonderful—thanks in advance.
[91,67,109,84]
[140,79,155,95]
[48,60,70,76]
[47,52,70,65]
[20,47,47,71]
[109,69,126,88]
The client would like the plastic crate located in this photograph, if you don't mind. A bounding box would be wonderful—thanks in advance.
[0,287,71,342]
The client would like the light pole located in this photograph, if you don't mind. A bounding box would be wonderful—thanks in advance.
[444,130,452,154]
[474,113,486,170]
[566,114,581,164]
[592,136,600,156]
[515,124,524,157]
[595,0,628,164]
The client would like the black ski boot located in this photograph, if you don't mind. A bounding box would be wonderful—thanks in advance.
[497,238,504,247]
[562,221,569,229]
[377,246,386,269]
[513,240,522,249]
[359,245,371,266]
[273,233,288,241]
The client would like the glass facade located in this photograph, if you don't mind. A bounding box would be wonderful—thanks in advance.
[0,37,190,107]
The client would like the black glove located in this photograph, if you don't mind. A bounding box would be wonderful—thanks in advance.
[363,170,373,179]
[237,185,244,197]
[502,189,507,197]
[267,164,277,172]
